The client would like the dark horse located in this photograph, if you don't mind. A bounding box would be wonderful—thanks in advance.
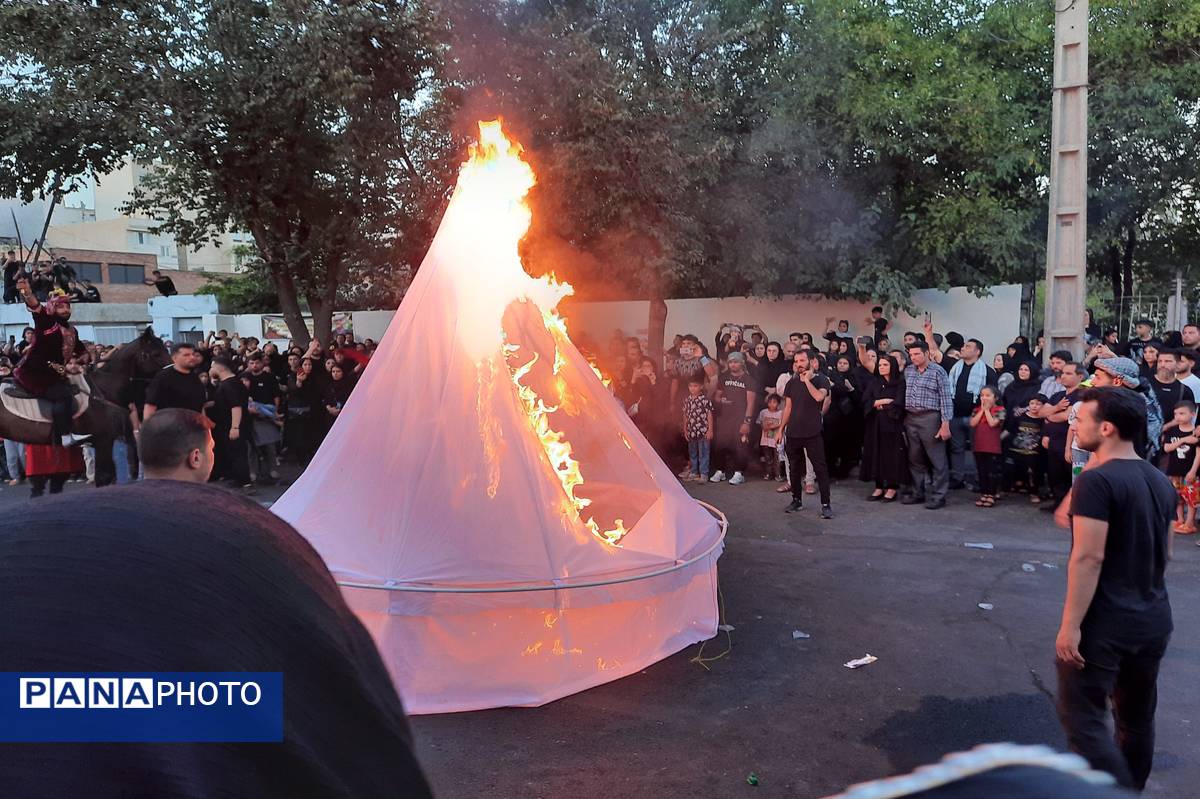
[0,328,170,486]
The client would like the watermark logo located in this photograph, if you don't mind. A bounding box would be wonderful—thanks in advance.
[3,672,282,742]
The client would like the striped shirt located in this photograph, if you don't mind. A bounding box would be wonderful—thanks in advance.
[904,362,952,422]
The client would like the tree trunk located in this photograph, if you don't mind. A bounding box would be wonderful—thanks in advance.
[1107,244,1122,311]
[1121,226,1136,315]
[269,260,310,348]
[307,295,333,350]
[648,294,667,369]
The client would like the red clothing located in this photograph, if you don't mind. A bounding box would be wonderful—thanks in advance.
[972,409,1004,455]
[25,443,84,477]
[14,304,86,395]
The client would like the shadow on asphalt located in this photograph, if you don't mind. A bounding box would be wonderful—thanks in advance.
[862,692,1066,773]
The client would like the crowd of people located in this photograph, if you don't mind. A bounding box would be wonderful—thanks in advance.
[595,309,1200,526]
[0,324,378,493]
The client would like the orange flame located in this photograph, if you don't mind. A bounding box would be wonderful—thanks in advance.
[455,119,629,547]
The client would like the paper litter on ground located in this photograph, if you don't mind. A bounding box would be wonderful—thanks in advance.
[1021,563,1036,572]
[844,654,878,669]
[718,624,735,632]
[964,542,994,550]
[792,630,810,640]
[978,603,994,611]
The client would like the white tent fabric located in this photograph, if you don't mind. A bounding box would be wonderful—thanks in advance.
[272,122,724,714]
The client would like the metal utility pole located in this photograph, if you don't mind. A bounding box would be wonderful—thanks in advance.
[1042,0,1088,360]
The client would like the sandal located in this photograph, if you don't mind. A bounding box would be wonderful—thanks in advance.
[979,495,996,508]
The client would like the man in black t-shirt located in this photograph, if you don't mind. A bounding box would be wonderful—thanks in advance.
[710,352,757,485]
[209,357,251,488]
[781,351,833,518]
[1040,362,1085,508]
[145,270,178,297]
[144,343,207,418]
[1056,387,1176,791]
[244,353,282,482]
[2,251,23,304]
[1147,349,1194,423]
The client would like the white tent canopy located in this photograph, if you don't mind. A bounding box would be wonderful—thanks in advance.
[273,122,724,714]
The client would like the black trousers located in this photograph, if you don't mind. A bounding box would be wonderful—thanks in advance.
[42,381,76,440]
[30,474,67,498]
[212,431,251,485]
[713,434,749,474]
[1046,448,1072,503]
[974,452,999,495]
[1056,630,1170,791]
[785,435,830,505]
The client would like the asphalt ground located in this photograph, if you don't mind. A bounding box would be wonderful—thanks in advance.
[8,471,1195,797]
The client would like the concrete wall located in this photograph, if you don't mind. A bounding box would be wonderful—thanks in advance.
[558,285,1024,357]
[0,302,151,344]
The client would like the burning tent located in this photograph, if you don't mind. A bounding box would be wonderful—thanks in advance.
[272,121,725,714]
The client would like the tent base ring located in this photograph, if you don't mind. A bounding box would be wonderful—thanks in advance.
[333,500,727,594]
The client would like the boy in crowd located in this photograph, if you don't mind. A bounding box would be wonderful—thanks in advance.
[681,378,714,482]
[1161,400,1199,534]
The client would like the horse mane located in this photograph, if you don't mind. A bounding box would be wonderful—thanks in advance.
[101,327,167,372]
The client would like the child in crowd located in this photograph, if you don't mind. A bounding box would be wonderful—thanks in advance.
[681,378,714,482]
[757,394,784,480]
[970,386,1004,507]
[1009,394,1046,502]
[1161,400,1199,534]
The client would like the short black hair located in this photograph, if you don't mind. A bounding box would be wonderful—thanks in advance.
[1157,347,1180,359]
[1082,386,1147,443]
[905,339,929,352]
[790,331,803,339]
[1134,318,1153,327]
[967,338,985,353]
[871,306,883,314]
[1050,349,1073,363]
[171,342,194,355]
[139,409,213,470]
[1179,349,1197,362]
[152,270,162,275]
[211,356,235,372]
[1184,323,1200,332]
[682,334,700,345]
[1174,400,1197,415]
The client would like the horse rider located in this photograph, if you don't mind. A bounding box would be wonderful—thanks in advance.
[13,277,92,446]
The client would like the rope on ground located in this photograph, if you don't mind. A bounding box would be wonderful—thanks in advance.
[690,582,731,670]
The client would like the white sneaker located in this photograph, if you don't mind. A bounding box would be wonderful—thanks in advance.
[709,470,726,483]
[60,433,92,446]
[729,472,746,485]
[677,466,693,478]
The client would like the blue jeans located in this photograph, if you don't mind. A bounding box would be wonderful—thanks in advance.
[3,438,25,480]
[112,439,132,484]
[948,415,977,486]
[688,439,711,476]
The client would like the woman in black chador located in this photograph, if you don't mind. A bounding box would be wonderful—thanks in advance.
[861,354,908,501]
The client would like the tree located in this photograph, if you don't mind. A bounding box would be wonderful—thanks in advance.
[1086,0,1200,319]
[1,0,454,346]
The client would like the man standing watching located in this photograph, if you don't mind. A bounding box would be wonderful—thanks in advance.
[902,340,953,508]
[138,408,215,483]
[143,343,207,419]
[1180,323,1200,355]
[1055,387,1175,791]
[209,357,252,490]
[1040,350,1073,397]
[1125,319,1158,365]
[1039,362,1086,511]
[1175,349,1200,397]
[1147,349,1194,417]
[711,351,757,485]
[781,351,833,519]
[946,338,995,490]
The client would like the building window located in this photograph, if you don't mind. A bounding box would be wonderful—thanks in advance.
[66,262,102,283]
[136,231,146,245]
[108,264,146,284]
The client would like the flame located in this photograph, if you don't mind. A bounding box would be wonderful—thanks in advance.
[452,120,630,547]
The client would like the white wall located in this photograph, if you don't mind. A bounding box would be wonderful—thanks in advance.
[558,285,1024,357]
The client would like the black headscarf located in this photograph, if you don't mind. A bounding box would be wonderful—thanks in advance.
[756,341,790,392]
[0,482,432,799]
[1003,361,1042,430]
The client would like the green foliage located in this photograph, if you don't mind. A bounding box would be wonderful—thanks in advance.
[195,246,280,314]
[1,0,455,345]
